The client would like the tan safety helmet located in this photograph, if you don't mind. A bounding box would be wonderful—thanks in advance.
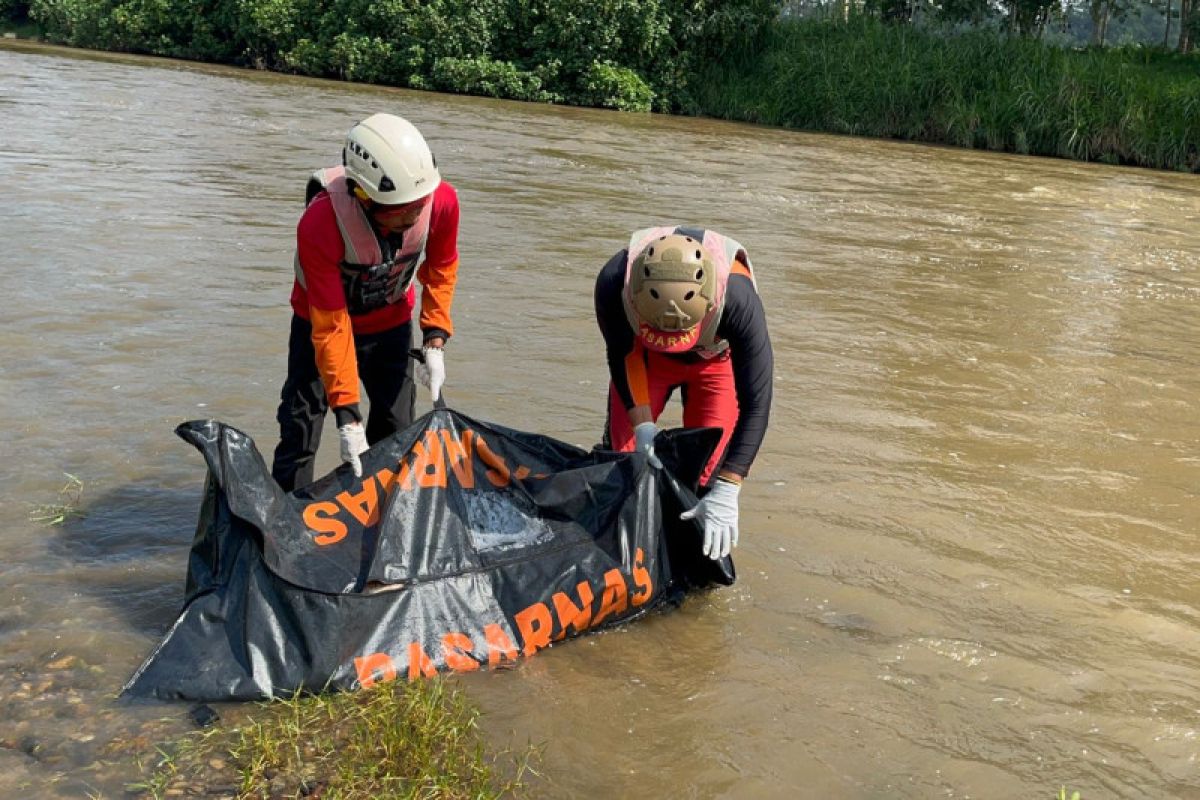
[343,113,440,205]
[629,234,717,332]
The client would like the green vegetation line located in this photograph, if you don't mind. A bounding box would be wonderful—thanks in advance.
[2,1,1197,171]
[695,17,1200,171]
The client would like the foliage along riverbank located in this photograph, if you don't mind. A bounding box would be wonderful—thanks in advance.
[3,0,1198,171]
[695,17,1200,172]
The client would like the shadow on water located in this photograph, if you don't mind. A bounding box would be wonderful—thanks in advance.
[0,483,216,799]
[48,481,203,636]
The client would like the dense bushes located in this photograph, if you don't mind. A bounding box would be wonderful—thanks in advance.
[19,0,776,111]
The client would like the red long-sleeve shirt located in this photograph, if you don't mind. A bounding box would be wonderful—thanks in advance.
[289,181,460,408]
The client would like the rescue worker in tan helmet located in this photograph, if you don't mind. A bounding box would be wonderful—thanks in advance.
[595,227,773,560]
[271,113,462,491]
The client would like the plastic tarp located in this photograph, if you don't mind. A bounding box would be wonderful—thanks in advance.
[122,408,734,701]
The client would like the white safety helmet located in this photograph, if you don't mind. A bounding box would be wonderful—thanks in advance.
[342,113,441,205]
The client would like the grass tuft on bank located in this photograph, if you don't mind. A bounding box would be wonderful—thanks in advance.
[130,678,537,799]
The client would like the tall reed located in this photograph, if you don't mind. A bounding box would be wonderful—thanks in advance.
[692,17,1200,172]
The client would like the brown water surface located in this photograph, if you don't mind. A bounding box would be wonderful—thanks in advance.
[1,41,1198,799]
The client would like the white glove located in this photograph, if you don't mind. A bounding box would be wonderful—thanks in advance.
[338,421,369,477]
[416,346,446,402]
[681,479,741,560]
[633,421,662,469]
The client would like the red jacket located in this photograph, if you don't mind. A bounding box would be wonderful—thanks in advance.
[289,180,460,408]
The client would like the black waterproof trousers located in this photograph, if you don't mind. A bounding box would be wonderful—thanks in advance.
[271,314,415,492]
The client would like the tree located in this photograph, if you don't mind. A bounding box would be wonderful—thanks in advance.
[1180,0,1196,50]
[1086,0,1139,44]
[1090,0,1112,42]
[1001,0,1059,34]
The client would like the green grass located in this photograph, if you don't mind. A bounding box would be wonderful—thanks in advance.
[691,17,1200,172]
[28,472,85,526]
[128,678,538,799]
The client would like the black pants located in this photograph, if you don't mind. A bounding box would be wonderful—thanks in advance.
[271,314,415,491]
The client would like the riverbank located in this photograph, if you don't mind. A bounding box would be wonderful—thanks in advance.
[4,3,1197,172]
[129,679,535,798]
[693,18,1200,172]
[1,18,37,39]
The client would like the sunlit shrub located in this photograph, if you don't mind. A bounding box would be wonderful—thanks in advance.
[580,60,655,111]
[430,55,560,102]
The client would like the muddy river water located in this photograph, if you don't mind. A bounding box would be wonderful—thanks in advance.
[1,41,1198,798]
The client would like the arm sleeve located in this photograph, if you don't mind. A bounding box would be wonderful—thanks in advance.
[594,250,650,409]
[417,182,460,342]
[310,307,360,409]
[298,205,361,409]
[717,274,773,477]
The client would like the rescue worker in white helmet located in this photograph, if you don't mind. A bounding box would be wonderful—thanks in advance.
[271,113,462,491]
[595,227,773,560]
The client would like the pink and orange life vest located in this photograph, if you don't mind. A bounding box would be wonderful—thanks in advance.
[294,166,432,315]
